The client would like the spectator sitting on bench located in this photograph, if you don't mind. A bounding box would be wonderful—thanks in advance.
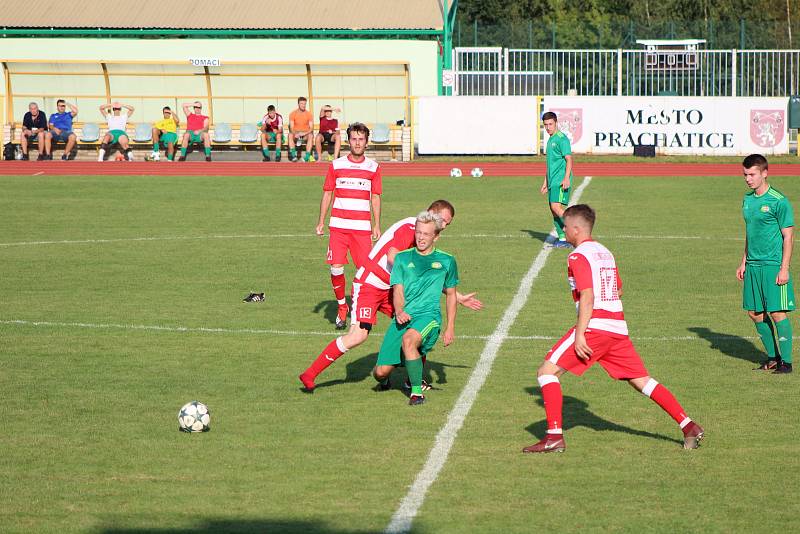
[20,102,50,160]
[259,104,284,162]
[178,101,211,162]
[151,106,180,161]
[288,96,314,162]
[315,105,342,161]
[98,102,135,161]
[48,99,79,160]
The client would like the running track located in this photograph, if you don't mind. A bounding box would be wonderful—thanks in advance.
[1,161,798,177]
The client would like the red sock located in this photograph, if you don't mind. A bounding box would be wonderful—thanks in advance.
[331,272,346,302]
[644,380,689,426]
[538,375,563,434]
[304,337,347,379]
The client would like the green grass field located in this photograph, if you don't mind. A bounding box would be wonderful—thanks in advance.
[2,172,799,533]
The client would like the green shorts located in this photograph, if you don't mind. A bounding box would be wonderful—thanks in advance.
[188,132,204,144]
[743,263,796,312]
[264,132,282,143]
[376,314,440,366]
[108,129,128,144]
[548,184,571,205]
[159,131,178,146]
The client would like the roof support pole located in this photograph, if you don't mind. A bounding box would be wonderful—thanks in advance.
[204,66,214,123]
[101,62,111,103]
[2,62,12,124]
[306,64,314,116]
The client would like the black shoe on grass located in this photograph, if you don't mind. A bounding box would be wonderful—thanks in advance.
[408,394,425,406]
[754,358,780,371]
[773,362,793,374]
[243,292,265,302]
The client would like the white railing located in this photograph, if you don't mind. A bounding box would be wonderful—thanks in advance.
[453,48,800,97]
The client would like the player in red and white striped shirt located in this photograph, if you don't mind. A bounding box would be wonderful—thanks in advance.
[299,200,482,391]
[315,123,382,330]
[523,204,704,453]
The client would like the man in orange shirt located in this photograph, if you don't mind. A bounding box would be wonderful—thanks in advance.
[288,96,314,162]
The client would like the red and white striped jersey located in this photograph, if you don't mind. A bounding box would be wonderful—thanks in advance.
[354,216,416,290]
[323,155,382,234]
[567,240,627,336]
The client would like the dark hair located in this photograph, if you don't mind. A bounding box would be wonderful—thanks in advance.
[298,97,307,103]
[163,106,171,111]
[427,199,455,219]
[743,153,768,171]
[56,99,66,106]
[346,122,370,141]
[541,111,558,122]
[267,105,275,112]
[563,204,596,230]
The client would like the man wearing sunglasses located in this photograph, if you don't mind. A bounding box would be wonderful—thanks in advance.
[178,101,211,162]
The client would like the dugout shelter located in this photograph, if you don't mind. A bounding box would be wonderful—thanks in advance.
[1,1,458,160]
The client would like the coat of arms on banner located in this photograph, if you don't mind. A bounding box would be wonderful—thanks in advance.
[550,108,583,144]
[750,110,785,147]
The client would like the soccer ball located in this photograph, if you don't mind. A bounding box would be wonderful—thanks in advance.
[471,167,484,178]
[114,152,125,162]
[178,401,211,432]
[146,152,161,162]
[449,167,463,178]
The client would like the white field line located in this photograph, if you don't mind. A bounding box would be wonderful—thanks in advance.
[383,177,593,534]
[0,319,771,343]
[0,233,746,248]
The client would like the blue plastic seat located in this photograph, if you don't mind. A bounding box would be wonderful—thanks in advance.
[212,123,232,143]
[79,123,100,142]
[133,123,153,142]
[371,123,391,144]
[238,123,258,143]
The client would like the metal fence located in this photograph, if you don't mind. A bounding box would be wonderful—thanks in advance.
[452,48,800,97]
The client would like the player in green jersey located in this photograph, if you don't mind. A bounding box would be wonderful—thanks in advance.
[737,154,795,373]
[540,111,573,248]
[372,211,459,405]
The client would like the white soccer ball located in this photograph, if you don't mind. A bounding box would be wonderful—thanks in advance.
[146,152,160,162]
[470,167,484,178]
[450,167,463,178]
[178,401,211,432]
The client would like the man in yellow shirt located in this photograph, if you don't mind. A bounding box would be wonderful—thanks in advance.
[288,96,315,162]
[151,106,180,161]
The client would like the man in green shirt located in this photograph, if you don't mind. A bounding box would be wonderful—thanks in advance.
[540,111,573,248]
[372,211,459,405]
[737,154,795,373]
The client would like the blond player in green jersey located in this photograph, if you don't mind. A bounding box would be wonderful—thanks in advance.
[540,111,573,248]
[737,154,795,374]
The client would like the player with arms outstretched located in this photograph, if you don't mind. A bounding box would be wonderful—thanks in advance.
[299,200,482,391]
[522,204,704,453]
[315,122,381,330]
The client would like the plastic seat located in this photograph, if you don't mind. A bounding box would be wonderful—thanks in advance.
[133,123,152,142]
[79,123,100,142]
[212,123,232,143]
[371,123,391,144]
[238,123,258,143]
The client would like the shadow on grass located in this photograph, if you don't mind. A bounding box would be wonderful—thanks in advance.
[687,326,763,365]
[523,387,681,445]
[101,518,363,534]
[313,299,344,326]
[313,351,471,392]
[521,229,553,244]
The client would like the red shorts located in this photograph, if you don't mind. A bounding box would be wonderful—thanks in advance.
[326,229,371,267]
[351,282,394,325]
[545,328,648,380]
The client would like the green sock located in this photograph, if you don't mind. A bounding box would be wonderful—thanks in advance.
[406,358,424,396]
[180,147,187,156]
[152,142,159,152]
[774,318,793,363]
[290,149,297,158]
[204,147,211,156]
[275,149,281,157]
[262,148,270,157]
[553,216,566,240]
[755,319,779,359]
[167,153,174,161]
